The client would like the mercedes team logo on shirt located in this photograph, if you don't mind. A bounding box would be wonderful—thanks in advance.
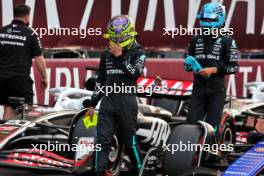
[7,28,12,33]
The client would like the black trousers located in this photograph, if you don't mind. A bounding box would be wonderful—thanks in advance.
[0,76,33,108]
[95,94,142,175]
[187,84,226,129]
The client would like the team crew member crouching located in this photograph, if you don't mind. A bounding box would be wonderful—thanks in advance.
[0,4,47,120]
[86,15,146,176]
[185,3,238,134]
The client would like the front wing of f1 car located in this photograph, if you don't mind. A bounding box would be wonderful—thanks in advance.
[223,140,264,176]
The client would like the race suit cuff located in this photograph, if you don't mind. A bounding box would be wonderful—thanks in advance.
[216,66,224,74]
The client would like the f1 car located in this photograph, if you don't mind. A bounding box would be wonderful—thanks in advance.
[0,75,192,176]
[0,68,263,176]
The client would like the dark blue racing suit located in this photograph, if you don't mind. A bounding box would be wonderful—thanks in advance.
[89,43,146,175]
[186,35,238,129]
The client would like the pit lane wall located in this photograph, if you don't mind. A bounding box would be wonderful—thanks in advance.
[31,59,264,105]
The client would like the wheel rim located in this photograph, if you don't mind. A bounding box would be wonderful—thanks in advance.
[108,135,122,175]
[223,127,233,144]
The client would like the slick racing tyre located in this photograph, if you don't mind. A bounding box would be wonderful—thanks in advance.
[162,124,204,176]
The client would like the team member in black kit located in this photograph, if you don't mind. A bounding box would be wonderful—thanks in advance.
[0,4,47,120]
[86,15,145,176]
[185,3,238,133]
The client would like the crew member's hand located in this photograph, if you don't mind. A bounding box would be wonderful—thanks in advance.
[86,106,95,117]
[199,67,217,77]
[109,44,122,57]
[41,77,48,88]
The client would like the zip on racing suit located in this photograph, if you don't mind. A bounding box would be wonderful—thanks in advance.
[89,42,146,175]
[186,34,238,129]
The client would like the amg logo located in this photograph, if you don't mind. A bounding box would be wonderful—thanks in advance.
[107,69,124,75]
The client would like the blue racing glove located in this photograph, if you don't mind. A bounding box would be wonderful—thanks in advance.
[184,55,203,73]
